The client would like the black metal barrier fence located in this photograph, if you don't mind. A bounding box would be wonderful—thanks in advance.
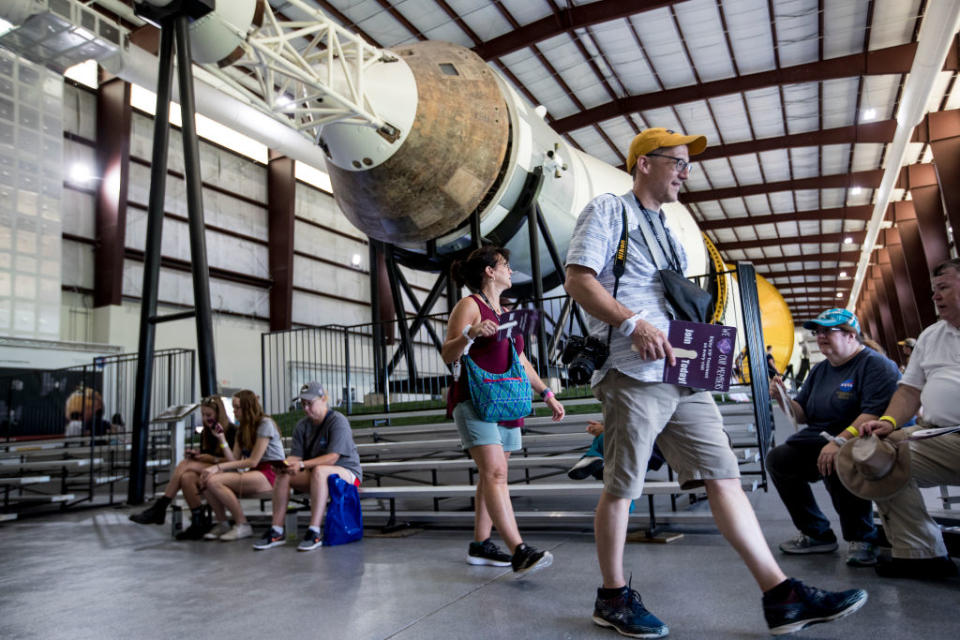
[0,349,195,511]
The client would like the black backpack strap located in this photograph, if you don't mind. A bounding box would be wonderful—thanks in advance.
[606,198,630,346]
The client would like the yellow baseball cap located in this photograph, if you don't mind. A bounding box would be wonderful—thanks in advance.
[626,128,708,173]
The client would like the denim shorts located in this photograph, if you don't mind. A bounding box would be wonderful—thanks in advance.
[453,401,522,452]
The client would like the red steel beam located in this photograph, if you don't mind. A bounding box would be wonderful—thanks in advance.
[553,38,959,134]
[699,205,873,230]
[94,74,132,308]
[882,226,924,339]
[267,151,296,331]
[891,201,939,327]
[715,230,866,252]
[913,109,960,249]
[684,169,883,204]
[472,1,680,61]
[697,120,897,162]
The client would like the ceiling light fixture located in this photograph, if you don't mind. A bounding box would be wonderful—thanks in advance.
[843,237,853,244]
[351,253,362,268]
[839,271,848,278]
[862,107,876,121]
[534,105,547,118]
[850,186,862,195]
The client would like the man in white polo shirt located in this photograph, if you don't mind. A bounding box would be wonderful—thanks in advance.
[859,257,960,578]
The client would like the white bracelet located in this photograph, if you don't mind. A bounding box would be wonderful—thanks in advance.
[461,325,474,342]
[618,313,643,338]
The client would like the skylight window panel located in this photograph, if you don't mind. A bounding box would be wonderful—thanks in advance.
[821,220,842,234]
[801,242,823,255]
[737,226,758,242]
[846,188,873,207]
[743,194,768,214]
[821,242,841,254]
[767,191,795,212]
[674,0,736,82]
[696,201,725,219]
[821,188,845,208]
[789,147,820,179]
[844,219,867,232]
[850,143,884,171]
[708,94,753,144]
[781,245,802,257]
[349,1,418,45]
[819,143,849,175]
[675,101,720,145]
[743,88,784,138]
[498,0,552,24]
[870,0,922,49]
[776,220,799,237]
[773,0,819,67]
[641,107,683,132]
[823,0,869,59]
[924,72,955,114]
[699,158,736,187]
[794,189,819,210]
[722,199,747,217]
[744,247,766,259]
[861,75,903,121]
[755,223,777,239]
[720,0,775,73]
[798,220,820,236]
[445,1,513,41]
[632,9,696,89]
[782,83,820,134]
[683,172,711,192]
[726,249,747,261]
[757,149,791,182]
[820,78,858,129]
[728,154,763,186]
[713,228,738,243]
[591,20,662,94]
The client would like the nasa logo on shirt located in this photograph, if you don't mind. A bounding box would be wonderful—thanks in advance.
[836,378,855,400]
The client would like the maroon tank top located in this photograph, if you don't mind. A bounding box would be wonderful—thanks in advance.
[447,294,526,428]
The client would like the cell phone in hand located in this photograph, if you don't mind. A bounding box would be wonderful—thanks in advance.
[213,423,224,435]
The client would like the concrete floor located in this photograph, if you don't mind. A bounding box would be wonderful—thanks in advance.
[1,407,958,640]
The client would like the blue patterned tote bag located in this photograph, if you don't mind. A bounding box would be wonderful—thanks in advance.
[462,339,532,422]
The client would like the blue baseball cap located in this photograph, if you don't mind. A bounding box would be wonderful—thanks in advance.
[803,308,861,334]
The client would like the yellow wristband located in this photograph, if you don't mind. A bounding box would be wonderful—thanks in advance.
[879,415,898,429]
[219,442,227,448]
[844,425,859,438]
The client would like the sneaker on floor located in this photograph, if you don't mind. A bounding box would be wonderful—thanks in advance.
[763,578,867,636]
[175,519,212,541]
[846,541,878,567]
[297,529,323,552]
[252,528,286,550]
[511,543,553,578]
[219,523,253,541]
[778,533,838,555]
[593,584,668,638]
[467,539,512,566]
[874,555,958,579]
[568,456,604,481]
[203,521,232,540]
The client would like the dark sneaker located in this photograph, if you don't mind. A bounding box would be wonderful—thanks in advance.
[592,585,669,638]
[297,529,323,552]
[874,555,958,579]
[568,456,604,480]
[846,541,878,567]
[252,528,286,550]
[467,539,512,566]
[511,543,553,578]
[175,518,212,541]
[778,533,838,555]
[763,578,867,636]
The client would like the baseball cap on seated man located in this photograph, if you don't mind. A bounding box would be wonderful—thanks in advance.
[802,308,861,334]
[626,127,708,173]
[898,337,917,348]
[298,381,326,403]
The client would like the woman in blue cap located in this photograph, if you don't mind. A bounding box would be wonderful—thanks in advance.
[765,308,904,567]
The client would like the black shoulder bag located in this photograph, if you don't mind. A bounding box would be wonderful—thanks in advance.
[619,194,712,324]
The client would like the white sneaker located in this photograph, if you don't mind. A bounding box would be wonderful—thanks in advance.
[203,521,232,540]
[219,523,253,541]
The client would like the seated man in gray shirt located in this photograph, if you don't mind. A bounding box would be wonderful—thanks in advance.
[253,381,362,552]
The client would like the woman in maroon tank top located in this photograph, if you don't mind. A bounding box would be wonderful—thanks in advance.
[442,245,565,576]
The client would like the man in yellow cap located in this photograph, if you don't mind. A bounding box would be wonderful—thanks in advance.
[565,128,868,637]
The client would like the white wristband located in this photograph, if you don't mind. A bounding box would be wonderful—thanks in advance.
[618,313,643,338]
[461,325,474,341]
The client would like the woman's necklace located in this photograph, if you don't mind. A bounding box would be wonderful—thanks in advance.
[478,291,502,317]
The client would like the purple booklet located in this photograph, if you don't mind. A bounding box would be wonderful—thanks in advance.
[496,309,539,341]
[661,320,737,392]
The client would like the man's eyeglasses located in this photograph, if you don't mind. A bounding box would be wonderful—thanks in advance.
[810,326,844,336]
[646,153,694,174]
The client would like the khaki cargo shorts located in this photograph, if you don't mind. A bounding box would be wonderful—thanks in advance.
[594,369,740,499]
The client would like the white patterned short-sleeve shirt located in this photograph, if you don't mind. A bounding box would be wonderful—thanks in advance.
[565,192,688,386]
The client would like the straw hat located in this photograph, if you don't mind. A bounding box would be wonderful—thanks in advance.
[836,432,911,500]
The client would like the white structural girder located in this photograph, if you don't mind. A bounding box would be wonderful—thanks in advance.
[224,0,397,141]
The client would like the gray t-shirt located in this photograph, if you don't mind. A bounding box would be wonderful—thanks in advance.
[290,410,362,480]
[241,417,285,463]
[566,191,688,385]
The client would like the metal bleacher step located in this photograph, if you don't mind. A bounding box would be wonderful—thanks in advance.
[3,494,75,503]
[0,512,18,522]
[0,458,102,472]
[0,475,52,486]
[362,509,719,527]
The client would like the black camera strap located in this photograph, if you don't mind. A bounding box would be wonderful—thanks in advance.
[606,201,630,346]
